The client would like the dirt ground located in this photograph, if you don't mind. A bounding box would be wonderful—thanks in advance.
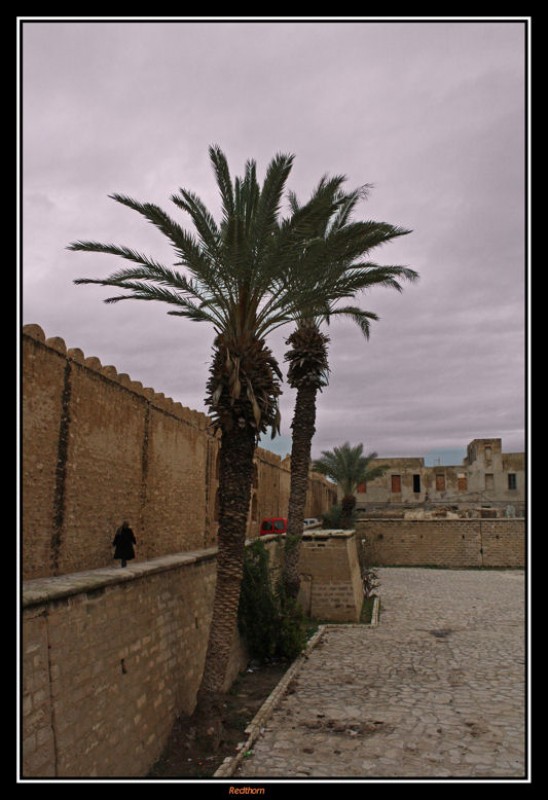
[147,661,288,778]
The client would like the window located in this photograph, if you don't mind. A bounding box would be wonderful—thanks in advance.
[413,474,421,493]
[435,474,446,492]
[485,473,495,490]
[457,474,468,491]
[508,473,517,491]
[485,446,492,463]
[391,475,401,493]
[357,482,367,493]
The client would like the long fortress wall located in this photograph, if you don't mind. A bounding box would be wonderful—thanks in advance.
[22,325,335,579]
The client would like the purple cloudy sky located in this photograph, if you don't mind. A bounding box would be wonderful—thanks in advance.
[21,20,527,462]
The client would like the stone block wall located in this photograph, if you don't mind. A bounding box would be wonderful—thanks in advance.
[21,546,256,778]
[298,531,363,622]
[355,518,525,567]
[22,325,335,579]
[22,531,361,778]
[480,520,526,567]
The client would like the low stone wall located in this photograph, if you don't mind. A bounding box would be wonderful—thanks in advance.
[298,531,363,622]
[22,531,362,778]
[21,545,270,779]
[355,518,525,567]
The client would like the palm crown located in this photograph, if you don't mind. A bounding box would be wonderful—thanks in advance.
[282,182,417,390]
[280,181,416,596]
[69,146,343,437]
[313,442,387,498]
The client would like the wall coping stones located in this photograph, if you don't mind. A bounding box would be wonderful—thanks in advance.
[21,530,352,609]
[22,323,212,431]
[22,548,218,609]
[302,529,356,540]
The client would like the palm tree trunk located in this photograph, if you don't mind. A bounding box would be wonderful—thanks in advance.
[341,493,357,528]
[283,383,318,598]
[192,421,256,745]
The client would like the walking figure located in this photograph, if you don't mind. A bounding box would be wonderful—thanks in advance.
[112,521,136,567]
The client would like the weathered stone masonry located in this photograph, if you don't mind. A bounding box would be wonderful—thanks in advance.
[22,325,336,580]
[354,438,525,510]
[22,532,363,778]
[22,547,249,778]
[356,518,525,567]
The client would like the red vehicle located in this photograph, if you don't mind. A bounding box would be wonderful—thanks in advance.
[259,517,288,536]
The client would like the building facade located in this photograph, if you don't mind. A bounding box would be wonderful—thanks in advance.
[355,438,525,510]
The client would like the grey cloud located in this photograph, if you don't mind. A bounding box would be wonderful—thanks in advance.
[22,20,526,461]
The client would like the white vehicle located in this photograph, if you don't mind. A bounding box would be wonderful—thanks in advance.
[303,517,321,529]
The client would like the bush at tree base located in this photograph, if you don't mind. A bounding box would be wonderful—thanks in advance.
[321,503,357,529]
[238,539,308,662]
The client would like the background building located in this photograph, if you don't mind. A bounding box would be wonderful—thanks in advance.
[355,438,524,514]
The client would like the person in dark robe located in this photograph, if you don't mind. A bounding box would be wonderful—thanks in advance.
[112,521,136,567]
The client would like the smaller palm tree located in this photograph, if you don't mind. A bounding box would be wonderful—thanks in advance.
[279,182,416,596]
[313,442,387,526]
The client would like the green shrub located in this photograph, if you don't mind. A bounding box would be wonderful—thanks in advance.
[275,588,308,661]
[238,539,308,662]
[238,539,279,661]
[321,503,357,529]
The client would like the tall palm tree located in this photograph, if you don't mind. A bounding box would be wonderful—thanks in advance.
[313,442,388,526]
[281,185,417,597]
[68,146,341,740]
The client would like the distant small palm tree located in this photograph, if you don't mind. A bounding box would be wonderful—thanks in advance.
[313,442,387,526]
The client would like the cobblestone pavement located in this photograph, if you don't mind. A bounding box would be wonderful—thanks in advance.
[236,568,526,779]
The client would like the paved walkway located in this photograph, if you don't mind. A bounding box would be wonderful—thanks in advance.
[236,568,526,779]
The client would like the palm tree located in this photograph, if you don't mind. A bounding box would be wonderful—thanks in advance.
[68,146,341,741]
[281,185,417,597]
[313,442,388,527]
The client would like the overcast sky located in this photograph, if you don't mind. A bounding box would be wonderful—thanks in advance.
[21,20,527,462]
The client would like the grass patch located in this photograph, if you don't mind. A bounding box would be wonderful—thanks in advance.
[360,595,379,624]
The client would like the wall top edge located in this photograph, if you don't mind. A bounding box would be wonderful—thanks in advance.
[22,549,219,608]
[22,324,211,428]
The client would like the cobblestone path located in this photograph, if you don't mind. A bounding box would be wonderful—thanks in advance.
[236,568,526,779]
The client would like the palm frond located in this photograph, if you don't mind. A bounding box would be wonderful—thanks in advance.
[209,144,235,223]
[170,188,220,259]
[251,152,294,268]
[323,306,379,339]
[68,241,168,273]
[313,442,385,496]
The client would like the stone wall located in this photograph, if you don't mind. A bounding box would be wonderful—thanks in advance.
[297,531,363,622]
[21,532,361,778]
[21,542,281,778]
[355,518,525,567]
[22,325,335,579]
